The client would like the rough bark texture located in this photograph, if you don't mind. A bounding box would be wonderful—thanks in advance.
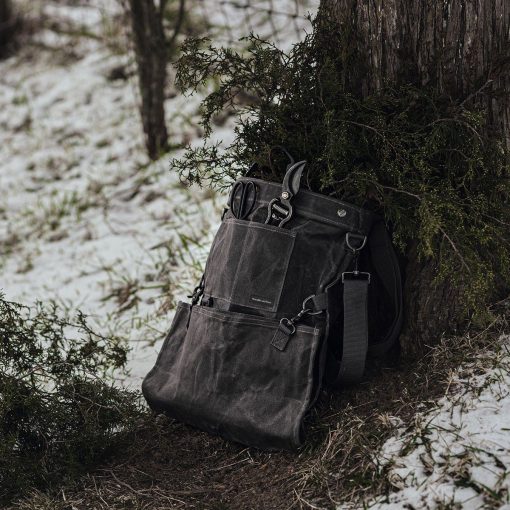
[319,0,510,355]
[128,0,169,160]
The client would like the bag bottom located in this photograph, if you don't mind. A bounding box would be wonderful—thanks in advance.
[142,302,324,450]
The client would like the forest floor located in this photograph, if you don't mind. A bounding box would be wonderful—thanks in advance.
[2,1,510,509]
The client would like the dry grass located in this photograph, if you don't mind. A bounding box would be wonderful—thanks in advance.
[8,303,509,510]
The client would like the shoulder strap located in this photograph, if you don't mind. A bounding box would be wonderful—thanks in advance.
[336,277,370,384]
[366,220,403,356]
[330,220,403,385]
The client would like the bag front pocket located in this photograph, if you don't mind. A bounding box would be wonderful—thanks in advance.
[204,219,296,313]
[142,302,322,450]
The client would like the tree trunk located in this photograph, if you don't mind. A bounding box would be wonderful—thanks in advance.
[0,0,18,58]
[128,0,169,160]
[319,0,510,355]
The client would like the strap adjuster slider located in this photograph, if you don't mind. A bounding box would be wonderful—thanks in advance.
[342,271,371,284]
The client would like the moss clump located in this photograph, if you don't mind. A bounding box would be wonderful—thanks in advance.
[171,21,510,314]
[0,294,143,503]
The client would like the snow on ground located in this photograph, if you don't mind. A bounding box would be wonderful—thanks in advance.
[0,0,316,385]
[2,2,510,508]
[353,337,510,510]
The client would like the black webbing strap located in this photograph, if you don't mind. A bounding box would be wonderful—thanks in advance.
[367,221,403,356]
[332,221,403,385]
[335,277,369,385]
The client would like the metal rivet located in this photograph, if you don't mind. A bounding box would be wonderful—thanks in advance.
[337,208,347,218]
[281,191,290,200]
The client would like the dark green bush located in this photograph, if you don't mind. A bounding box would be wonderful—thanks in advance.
[0,294,143,503]
[172,23,510,314]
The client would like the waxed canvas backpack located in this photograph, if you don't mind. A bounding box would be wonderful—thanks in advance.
[143,154,403,450]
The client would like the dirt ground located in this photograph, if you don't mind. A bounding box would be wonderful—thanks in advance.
[10,303,509,510]
[12,344,460,510]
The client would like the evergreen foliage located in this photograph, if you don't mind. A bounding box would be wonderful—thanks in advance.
[0,294,143,503]
[172,20,510,313]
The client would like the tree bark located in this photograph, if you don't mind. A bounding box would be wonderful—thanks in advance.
[128,0,169,160]
[0,0,19,58]
[319,0,510,355]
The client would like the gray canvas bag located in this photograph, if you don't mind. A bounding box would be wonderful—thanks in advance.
[142,158,403,450]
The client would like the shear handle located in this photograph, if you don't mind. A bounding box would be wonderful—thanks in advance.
[281,160,306,203]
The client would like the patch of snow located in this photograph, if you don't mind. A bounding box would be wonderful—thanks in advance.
[0,0,318,389]
[195,0,317,50]
[2,3,510,509]
[345,337,510,509]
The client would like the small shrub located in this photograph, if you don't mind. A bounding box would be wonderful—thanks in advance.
[0,294,143,503]
[171,23,510,315]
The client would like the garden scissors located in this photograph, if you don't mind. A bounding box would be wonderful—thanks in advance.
[265,160,306,227]
[229,180,257,220]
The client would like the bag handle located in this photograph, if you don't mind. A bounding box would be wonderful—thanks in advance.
[269,145,295,170]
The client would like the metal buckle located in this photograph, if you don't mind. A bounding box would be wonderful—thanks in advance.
[344,232,369,284]
[279,317,296,335]
[265,198,292,226]
[188,275,205,305]
[341,271,371,284]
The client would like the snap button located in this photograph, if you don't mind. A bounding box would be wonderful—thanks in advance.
[337,208,347,218]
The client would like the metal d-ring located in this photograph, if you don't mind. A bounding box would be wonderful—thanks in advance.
[345,232,367,253]
[302,295,325,316]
